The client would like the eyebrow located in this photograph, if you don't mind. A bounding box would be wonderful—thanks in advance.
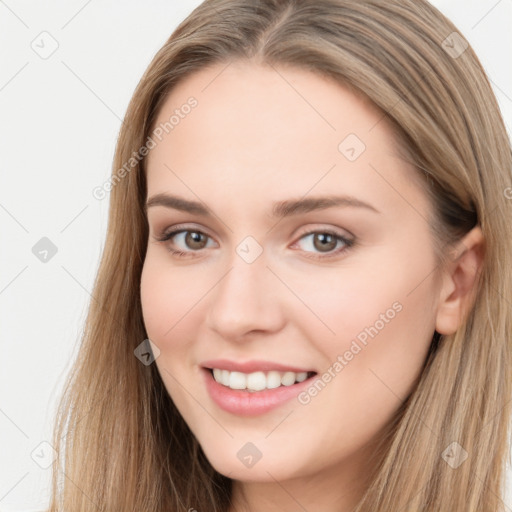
[145,193,380,217]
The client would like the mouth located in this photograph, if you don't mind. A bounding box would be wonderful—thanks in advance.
[201,366,318,416]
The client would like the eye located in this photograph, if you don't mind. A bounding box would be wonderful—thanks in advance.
[155,227,216,258]
[292,230,354,259]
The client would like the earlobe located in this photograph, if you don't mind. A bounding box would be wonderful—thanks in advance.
[434,226,485,336]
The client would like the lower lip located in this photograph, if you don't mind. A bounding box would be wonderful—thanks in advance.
[202,368,316,416]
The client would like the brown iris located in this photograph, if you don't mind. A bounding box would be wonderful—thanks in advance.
[313,233,338,252]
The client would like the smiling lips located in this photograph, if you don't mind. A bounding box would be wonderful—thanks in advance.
[201,359,317,414]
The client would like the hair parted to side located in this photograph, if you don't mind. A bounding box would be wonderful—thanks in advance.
[48,1,512,510]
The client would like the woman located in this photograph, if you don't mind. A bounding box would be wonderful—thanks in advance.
[49,1,512,510]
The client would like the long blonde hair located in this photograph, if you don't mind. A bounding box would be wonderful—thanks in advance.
[49,1,512,510]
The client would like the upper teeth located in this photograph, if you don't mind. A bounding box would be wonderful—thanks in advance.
[212,369,309,391]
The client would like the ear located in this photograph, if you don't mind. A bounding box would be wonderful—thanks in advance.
[435,226,485,336]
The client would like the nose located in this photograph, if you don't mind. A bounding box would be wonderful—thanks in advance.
[205,248,285,341]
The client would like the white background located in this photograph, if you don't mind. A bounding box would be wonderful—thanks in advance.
[0,1,511,510]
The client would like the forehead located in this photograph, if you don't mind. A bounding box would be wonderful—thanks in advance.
[145,60,427,220]
[149,59,395,152]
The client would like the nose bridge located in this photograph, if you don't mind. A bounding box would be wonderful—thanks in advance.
[206,244,283,339]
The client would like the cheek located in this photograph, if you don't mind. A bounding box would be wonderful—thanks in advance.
[140,263,173,341]
[140,255,206,342]
[284,259,404,344]
[286,261,436,458]
[296,248,437,394]
[140,257,205,411]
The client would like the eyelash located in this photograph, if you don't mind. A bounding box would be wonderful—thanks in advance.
[154,226,355,261]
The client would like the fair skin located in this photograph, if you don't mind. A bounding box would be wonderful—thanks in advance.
[140,60,483,512]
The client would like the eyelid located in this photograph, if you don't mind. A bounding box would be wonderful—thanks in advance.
[292,224,354,241]
[154,223,217,243]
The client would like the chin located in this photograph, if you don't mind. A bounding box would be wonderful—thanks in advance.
[199,440,306,482]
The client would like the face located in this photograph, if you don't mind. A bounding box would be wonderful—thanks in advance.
[140,61,440,490]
